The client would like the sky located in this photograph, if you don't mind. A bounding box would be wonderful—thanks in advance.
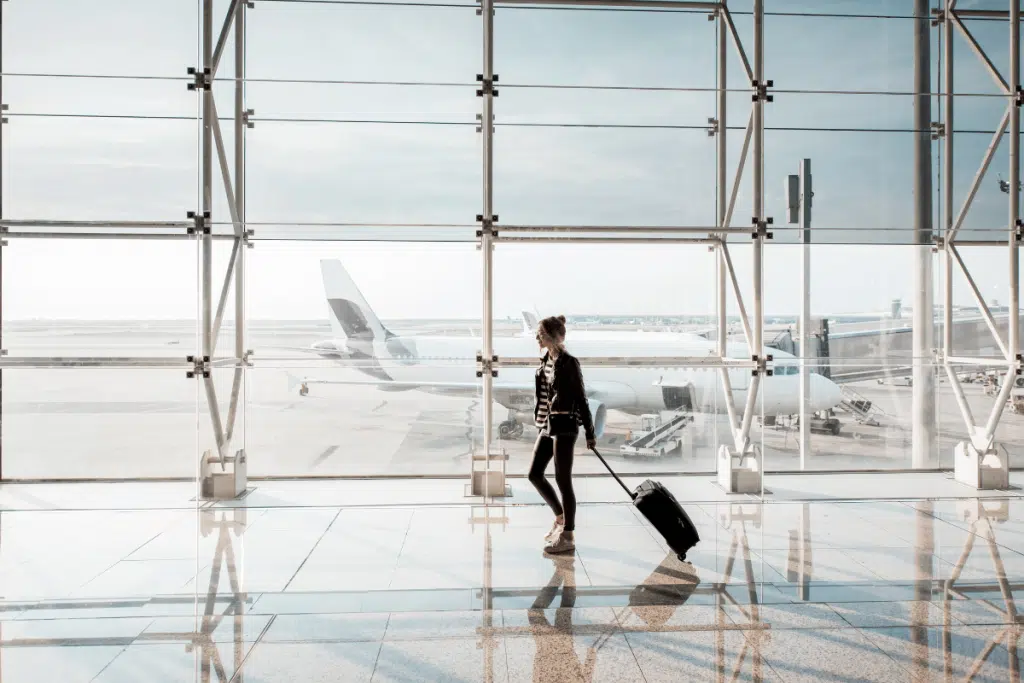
[0,0,1021,320]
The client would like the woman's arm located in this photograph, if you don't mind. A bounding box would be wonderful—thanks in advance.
[568,357,595,441]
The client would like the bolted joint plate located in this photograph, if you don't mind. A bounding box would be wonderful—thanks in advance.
[751,79,775,103]
[751,216,774,240]
[186,354,212,379]
[476,73,499,98]
[476,214,499,239]
[187,210,212,236]
[476,353,499,378]
[187,67,212,91]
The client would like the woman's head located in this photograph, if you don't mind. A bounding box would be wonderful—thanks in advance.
[536,315,567,353]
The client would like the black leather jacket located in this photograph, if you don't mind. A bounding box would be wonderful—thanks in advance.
[535,350,595,441]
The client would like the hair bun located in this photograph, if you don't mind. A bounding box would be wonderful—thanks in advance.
[557,315,566,323]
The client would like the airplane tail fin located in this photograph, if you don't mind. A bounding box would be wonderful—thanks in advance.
[319,259,392,342]
[521,310,538,335]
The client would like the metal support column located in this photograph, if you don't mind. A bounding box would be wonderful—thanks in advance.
[717,3,728,403]
[1009,0,1020,405]
[197,0,248,500]
[482,0,495,497]
[749,0,765,488]
[912,0,937,468]
[202,0,214,362]
[234,0,245,363]
[798,160,812,469]
[716,0,765,494]
[752,0,764,377]
[469,0,506,498]
[942,1,1016,488]
[0,0,5,481]
[944,1,954,366]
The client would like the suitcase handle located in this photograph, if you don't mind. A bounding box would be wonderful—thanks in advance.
[590,448,637,501]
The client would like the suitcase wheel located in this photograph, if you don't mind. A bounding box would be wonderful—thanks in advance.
[677,552,688,562]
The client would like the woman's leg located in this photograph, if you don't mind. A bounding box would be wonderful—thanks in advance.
[528,435,563,519]
[552,433,577,533]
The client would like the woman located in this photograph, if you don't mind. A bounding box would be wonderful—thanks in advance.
[529,315,596,555]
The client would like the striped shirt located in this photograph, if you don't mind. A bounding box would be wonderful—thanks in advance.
[535,356,555,429]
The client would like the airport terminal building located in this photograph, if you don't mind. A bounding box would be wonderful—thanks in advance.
[1,1,1023,681]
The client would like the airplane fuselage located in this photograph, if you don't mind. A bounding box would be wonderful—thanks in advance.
[318,332,843,418]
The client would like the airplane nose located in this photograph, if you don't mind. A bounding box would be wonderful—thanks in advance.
[810,373,843,411]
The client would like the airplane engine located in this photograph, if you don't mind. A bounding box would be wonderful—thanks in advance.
[588,399,607,439]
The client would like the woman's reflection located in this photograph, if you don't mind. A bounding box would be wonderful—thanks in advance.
[526,552,700,682]
[528,555,598,683]
[627,551,699,630]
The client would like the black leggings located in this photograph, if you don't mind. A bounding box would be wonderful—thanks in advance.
[528,432,577,532]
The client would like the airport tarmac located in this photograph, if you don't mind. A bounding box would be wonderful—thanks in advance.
[4,320,1024,480]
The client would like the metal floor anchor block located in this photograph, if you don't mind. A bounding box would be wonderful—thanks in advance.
[200,449,248,500]
[466,449,511,498]
[717,444,762,494]
[954,441,1009,490]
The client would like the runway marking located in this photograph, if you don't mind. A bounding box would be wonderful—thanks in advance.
[312,445,339,468]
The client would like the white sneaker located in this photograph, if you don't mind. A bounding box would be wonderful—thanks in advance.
[544,533,576,555]
[544,520,564,543]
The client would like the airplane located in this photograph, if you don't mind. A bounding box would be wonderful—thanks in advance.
[292,259,845,440]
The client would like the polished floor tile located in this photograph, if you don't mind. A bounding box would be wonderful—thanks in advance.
[235,641,382,683]
[747,627,909,682]
[0,645,124,683]
[372,638,509,683]
[0,479,1022,681]
[860,625,1020,683]
[504,632,643,683]
[261,612,390,643]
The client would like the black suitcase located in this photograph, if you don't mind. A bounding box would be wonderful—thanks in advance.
[591,448,700,561]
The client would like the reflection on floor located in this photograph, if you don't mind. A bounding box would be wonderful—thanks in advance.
[0,481,1022,681]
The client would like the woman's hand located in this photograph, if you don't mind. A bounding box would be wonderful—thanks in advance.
[586,437,597,450]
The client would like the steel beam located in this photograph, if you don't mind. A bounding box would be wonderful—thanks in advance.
[720,242,754,349]
[494,0,721,8]
[212,240,240,347]
[202,0,214,363]
[724,110,754,231]
[798,159,811,469]
[1008,0,1020,386]
[498,356,758,368]
[0,219,192,230]
[948,106,1010,243]
[946,355,1011,365]
[717,5,734,444]
[950,8,1024,20]
[950,12,1011,94]
[1,232,231,241]
[235,0,246,360]
[944,364,980,433]
[722,7,753,83]
[747,0,764,462]
[938,0,952,375]
[211,0,240,78]
[493,236,722,244]
[496,224,741,233]
[0,357,194,368]
[210,99,241,229]
[949,244,1010,358]
[0,0,4,481]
